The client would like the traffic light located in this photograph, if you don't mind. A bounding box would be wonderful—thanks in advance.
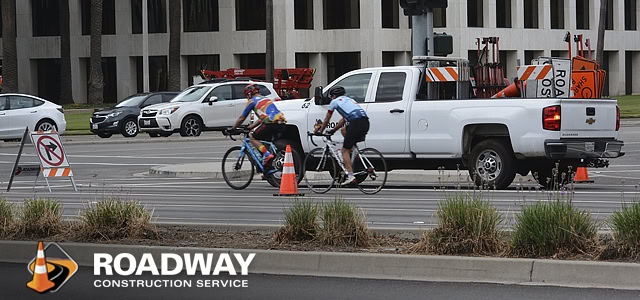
[400,0,448,16]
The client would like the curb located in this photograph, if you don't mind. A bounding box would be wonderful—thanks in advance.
[0,240,638,290]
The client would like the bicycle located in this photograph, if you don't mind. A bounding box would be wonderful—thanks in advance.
[303,132,387,194]
[221,128,302,190]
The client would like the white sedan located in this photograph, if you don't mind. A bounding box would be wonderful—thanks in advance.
[0,93,67,140]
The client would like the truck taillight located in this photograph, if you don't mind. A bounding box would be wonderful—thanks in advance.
[616,105,620,131]
[543,105,561,131]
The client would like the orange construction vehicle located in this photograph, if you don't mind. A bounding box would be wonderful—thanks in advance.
[200,68,315,99]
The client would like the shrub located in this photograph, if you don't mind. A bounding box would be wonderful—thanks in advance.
[611,202,640,259]
[80,198,154,240]
[319,198,370,247]
[413,191,504,255]
[19,198,63,237]
[511,200,599,257]
[275,198,319,242]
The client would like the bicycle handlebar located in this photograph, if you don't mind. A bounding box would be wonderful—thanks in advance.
[222,127,250,141]
[307,131,333,147]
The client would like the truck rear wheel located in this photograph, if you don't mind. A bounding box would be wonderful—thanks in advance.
[468,139,517,190]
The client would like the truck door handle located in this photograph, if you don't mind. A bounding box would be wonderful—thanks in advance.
[390,109,404,113]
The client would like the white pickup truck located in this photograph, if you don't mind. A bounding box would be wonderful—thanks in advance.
[272,64,624,189]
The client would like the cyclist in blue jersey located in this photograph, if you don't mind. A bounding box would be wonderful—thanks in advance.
[314,86,370,185]
[233,84,286,165]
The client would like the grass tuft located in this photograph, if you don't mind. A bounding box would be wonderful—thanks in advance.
[0,198,16,237]
[80,198,155,240]
[275,198,319,242]
[610,201,640,259]
[511,200,599,258]
[319,198,370,247]
[19,198,63,237]
[412,191,505,255]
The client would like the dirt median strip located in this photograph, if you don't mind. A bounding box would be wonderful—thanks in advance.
[1,240,638,290]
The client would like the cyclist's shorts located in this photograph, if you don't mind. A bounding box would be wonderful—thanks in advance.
[344,117,369,150]
[252,123,285,141]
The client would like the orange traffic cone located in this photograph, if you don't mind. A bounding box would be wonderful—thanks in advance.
[492,81,526,98]
[27,241,55,293]
[274,145,304,197]
[574,167,594,183]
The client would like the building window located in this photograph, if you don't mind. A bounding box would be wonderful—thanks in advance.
[625,0,637,30]
[323,0,360,29]
[132,0,167,34]
[327,52,361,83]
[137,56,168,92]
[32,0,60,37]
[606,0,614,30]
[237,53,266,69]
[35,59,61,103]
[381,0,399,28]
[81,0,116,35]
[382,52,395,67]
[576,0,589,30]
[236,0,266,31]
[295,0,314,29]
[187,55,220,86]
[524,0,539,28]
[295,53,311,97]
[551,0,564,29]
[467,0,483,27]
[496,0,512,28]
[183,0,219,32]
[433,7,446,27]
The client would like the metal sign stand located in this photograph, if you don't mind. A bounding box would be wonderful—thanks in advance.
[6,127,30,192]
[29,130,78,192]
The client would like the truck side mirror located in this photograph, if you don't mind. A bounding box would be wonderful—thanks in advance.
[314,86,330,105]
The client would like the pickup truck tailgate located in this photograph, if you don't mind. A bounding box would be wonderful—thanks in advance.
[560,99,617,138]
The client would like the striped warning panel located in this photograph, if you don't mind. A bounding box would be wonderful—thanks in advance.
[42,168,73,177]
[517,64,553,81]
[425,67,459,82]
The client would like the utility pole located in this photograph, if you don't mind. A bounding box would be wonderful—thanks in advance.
[265,0,274,83]
[411,9,433,57]
[596,0,607,67]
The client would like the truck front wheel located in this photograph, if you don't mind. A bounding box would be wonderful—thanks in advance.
[468,139,517,190]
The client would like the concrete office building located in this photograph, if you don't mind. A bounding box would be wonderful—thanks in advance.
[1,0,639,104]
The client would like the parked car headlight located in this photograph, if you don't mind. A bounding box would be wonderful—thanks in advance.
[160,107,180,115]
[107,111,123,118]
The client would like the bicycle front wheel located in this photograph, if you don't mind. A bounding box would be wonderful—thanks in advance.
[303,148,337,194]
[221,146,255,190]
[354,148,387,194]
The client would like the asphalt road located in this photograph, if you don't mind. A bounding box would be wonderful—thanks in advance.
[1,126,639,229]
[2,262,638,300]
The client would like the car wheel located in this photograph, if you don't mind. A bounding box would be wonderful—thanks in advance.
[35,119,57,132]
[180,116,202,137]
[121,119,139,137]
[96,132,112,138]
[468,138,517,190]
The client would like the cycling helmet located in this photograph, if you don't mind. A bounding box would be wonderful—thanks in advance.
[244,84,260,97]
[329,86,346,97]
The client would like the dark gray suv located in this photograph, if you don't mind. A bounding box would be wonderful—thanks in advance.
[90,92,178,138]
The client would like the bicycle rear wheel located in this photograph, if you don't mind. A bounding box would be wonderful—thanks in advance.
[354,148,387,194]
[221,146,255,190]
[303,148,337,194]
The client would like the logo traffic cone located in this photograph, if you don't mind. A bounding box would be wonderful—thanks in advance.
[27,242,55,293]
[574,167,594,183]
[274,145,305,197]
[492,81,526,98]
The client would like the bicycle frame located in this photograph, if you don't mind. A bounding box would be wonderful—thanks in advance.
[313,136,373,178]
[235,135,278,175]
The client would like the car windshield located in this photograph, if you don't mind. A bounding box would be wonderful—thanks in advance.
[170,86,211,103]
[115,95,147,108]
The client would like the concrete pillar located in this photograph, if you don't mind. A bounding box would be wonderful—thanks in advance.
[360,0,378,67]
[309,53,327,90]
[514,0,525,29]
[541,0,551,29]
[180,56,188,89]
[115,0,135,100]
[566,0,576,29]
[274,0,294,68]
[69,0,84,103]
[142,0,149,92]
[609,51,624,96]
[313,0,324,30]
[633,52,640,94]
[219,0,235,68]
[487,0,497,28]
[615,0,624,32]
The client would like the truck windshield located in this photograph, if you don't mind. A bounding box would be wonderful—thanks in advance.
[170,86,211,103]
